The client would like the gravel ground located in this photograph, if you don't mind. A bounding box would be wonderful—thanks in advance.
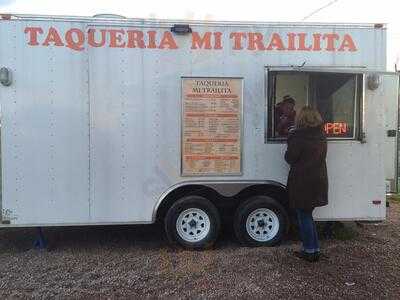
[0,200,399,299]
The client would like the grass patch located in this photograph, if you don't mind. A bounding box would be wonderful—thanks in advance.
[388,194,400,203]
[330,223,357,241]
[289,221,357,241]
[317,221,357,241]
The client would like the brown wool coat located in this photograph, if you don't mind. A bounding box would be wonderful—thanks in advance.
[284,126,328,211]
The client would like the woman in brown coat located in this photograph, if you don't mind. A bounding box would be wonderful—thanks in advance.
[284,106,328,262]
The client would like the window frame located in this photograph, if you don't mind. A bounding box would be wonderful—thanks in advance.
[265,67,365,143]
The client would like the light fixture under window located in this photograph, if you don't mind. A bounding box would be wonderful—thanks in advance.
[171,24,192,35]
[367,73,381,90]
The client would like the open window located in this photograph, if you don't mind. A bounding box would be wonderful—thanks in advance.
[266,70,363,141]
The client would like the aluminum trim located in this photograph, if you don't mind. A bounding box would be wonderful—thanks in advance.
[0,221,153,227]
[3,14,384,29]
[151,179,287,222]
[361,74,367,142]
[391,74,400,194]
[266,65,369,73]
[352,74,359,140]
[395,77,400,193]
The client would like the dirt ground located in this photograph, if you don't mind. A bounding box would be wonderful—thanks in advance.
[0,201,399,299]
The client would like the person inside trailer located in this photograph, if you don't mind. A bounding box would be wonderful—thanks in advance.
[275,95,296,137]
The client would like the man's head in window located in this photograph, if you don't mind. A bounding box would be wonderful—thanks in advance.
[275,95,296,137]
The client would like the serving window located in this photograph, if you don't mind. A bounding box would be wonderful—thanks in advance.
[267,70,363,141]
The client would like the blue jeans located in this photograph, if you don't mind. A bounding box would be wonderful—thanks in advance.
[296,209,320,254]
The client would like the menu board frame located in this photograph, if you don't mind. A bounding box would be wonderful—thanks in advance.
[180,76,244,177]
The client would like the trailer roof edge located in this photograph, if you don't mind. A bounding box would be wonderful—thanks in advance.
[0,13,387,29]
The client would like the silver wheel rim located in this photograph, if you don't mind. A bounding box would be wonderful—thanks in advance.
[176,208,211,242]
[246,208,280,242]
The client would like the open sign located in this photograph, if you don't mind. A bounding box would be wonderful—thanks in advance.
[324,122,349,136]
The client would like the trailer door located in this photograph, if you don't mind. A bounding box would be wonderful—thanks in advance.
[0,21,90,225]
[382,73,400,194]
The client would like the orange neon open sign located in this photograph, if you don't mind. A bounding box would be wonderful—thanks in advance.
[324,122,349,136]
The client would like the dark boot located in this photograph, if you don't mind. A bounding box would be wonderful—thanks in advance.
[293,250,320,262]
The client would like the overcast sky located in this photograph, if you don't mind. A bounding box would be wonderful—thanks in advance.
[1,0,399,70]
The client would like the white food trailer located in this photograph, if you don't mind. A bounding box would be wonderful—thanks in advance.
[0,14,398,249]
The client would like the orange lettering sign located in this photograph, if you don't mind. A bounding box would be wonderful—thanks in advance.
[23,27,359,53]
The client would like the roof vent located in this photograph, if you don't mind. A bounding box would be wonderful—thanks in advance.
[93,14,126,19]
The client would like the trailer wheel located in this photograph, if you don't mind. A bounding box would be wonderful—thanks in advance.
[234,195,288,247]
[165,195,221,249]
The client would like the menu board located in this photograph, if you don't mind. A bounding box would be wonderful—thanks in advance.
[181,77,242,176]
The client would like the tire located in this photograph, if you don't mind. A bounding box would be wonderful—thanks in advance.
[165,195,221,250]
[234,195,289,247]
